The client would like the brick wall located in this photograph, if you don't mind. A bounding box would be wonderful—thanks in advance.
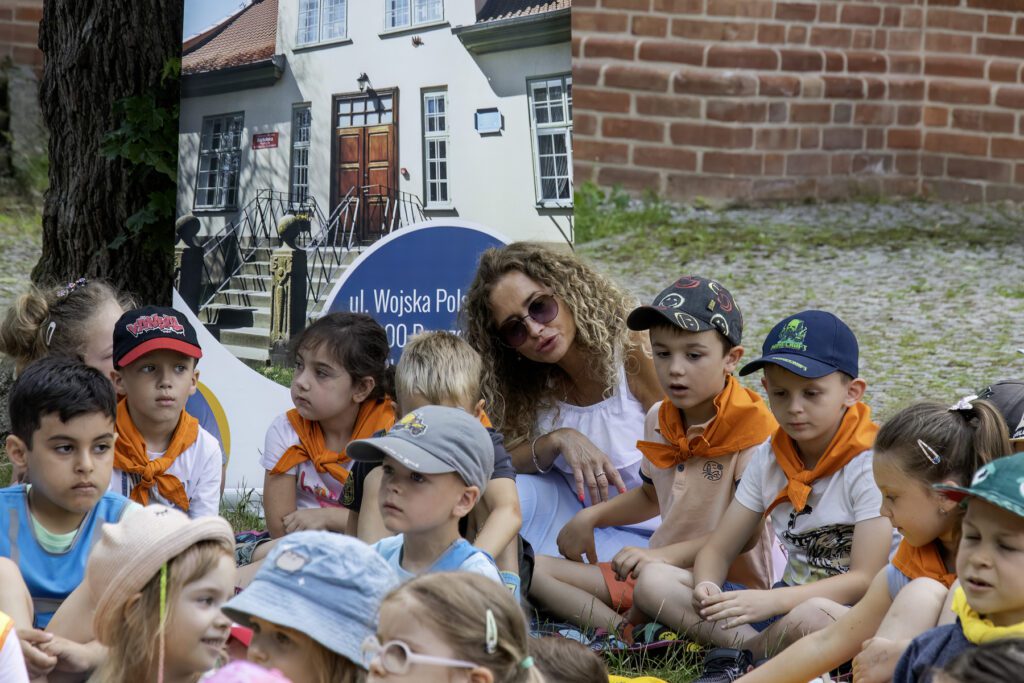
[573,0,1024,204]
[0,0,43,74]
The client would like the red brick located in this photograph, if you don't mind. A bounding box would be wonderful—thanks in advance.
[9,21,37,45]
[924,132,989,156]
[651,0,702,11]
[873,29,887,51]
[925,56,986,80]
[575,87,631,113]
[762,155,786,176]
[929,82,991,105]
[572,159,596,185]
[989,61,1020,83]
[584,37,636,60]
[1017,163,1024,183]
[597,166,661,192]
[603,117,664,142]
[574,139,630,164]
[791,103,832,123]
[852,29,873,49]
[573,10,629,33]
[759,74,801,97]
[996,87,1024,109]
[866,128,885,149]
[895,154,920,175]
[979,38,1024,60]
[819,5,837,22]
[664,174,752,201]
[852,154,893,174]
[834,103,853,123]
[922,155,946,177]
[897,105,922,126]
[638,41,704,65]
[923,180,985,202]
[787,25,808,44]
[889,55,922,75]
[755,128,800,150]
[824,76,865,99]
[1018,16,1024,35]
[831,154,852,174]
[602,0,650,9]
[926,9,985,32]
[757,24,786,44]
[703,152,764,175]
[888,129,922,149]
[632,15,668,37]
[670,122,754,148]
[632,146,698,171]
[11,44,41,67]
[786,154,830,176]
[706,0,774,17]
[855,104,896,125]
[882,7,901,27]
[823,128,865,150]
[888,30,922,52]
[925,32,974,54]
[952,109,1016,133]
[14,7,42,23]
[576,63,601,86]
[889,79,925,101]
[847,51,887,73]
[824,51,844,72]
[988,15,1014,34]
[780,49,824,72]
[903,8,924,29]
[986,185,1024,203]
[605,65,671,92]
[948,158,1012,182]
[572,36,581,58]
[0,9,12,21]
[990,137,1024,159]
[635,94,702,118]
[810,27,852,48]
[800,128,820,149]
[769,102,788,122]
[575,0,597,6]
[670,19,755,41]
[967,0,1024,9]
[751,178,818,200]
[706,45,779,70]
[841,4,882,25]
[924,106,949,127]
[775,2,816,21]
[575,113,597,136]
[673,69,757,96]
[706,100,768,122]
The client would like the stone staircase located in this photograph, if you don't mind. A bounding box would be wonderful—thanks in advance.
[199,239,362,368]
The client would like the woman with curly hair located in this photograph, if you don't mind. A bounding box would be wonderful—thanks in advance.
[463,242,662,561]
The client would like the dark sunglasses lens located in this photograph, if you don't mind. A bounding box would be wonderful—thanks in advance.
[529,295,558,325]
[499,320,528,348]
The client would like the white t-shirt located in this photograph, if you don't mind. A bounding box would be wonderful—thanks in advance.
[108,426,223,519]
[735,441,885,586]
[0,625,28,683]
[260,413,350,509]
[372,534,502,584]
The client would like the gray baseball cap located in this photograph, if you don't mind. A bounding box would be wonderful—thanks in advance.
[347,405,494,491]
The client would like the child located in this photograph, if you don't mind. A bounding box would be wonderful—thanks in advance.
[0,357,132,677]
[933,638,1024,683]
[260,312,394,540]
[737,398,1010,683]
[109,305,222,518]
[529,636,608,683]
[633,310,895,678]
[893,451,1024,682]
[367,571,544,682]
[221,530,398,683]
[528,276,777,636]
[342,331,523,596]
[87,504,236,682]
[347,405,501,583]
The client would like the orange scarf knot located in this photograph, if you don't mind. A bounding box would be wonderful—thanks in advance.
[114,398,198,511]
[766,401,878,516]
[637,375,777,469]
[892,539,956,588]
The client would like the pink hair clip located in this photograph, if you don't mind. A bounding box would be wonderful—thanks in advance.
[56,277,87,299]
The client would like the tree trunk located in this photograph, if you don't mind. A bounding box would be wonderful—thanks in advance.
[33,0,182,305]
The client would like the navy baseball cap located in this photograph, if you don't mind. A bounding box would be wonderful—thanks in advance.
[113,306,202,369]
[739,310,858,379]
[627,275,743,346]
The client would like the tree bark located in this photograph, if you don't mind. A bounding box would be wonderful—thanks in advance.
[34,0,182,305]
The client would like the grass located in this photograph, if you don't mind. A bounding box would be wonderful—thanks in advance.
[258,365,294,387]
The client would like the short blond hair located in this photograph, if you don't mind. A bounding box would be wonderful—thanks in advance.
[396,331,482,410]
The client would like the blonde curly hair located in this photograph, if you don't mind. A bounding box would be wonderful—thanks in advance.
[462,242,636,449]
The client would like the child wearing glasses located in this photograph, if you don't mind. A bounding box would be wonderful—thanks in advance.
[222,530,399,683]
[527,277,778,641]
[366,571,545,682]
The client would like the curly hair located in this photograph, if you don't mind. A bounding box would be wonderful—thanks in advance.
[462,242,637,448]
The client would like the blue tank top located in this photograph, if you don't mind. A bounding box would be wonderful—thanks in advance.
[0,485,130,627]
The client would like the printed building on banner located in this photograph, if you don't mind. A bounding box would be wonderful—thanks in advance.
[177,0,572,248]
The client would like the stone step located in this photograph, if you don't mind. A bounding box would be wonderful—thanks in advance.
[214,289,271,308]
[219,326,272,348]
[221,342,270,369]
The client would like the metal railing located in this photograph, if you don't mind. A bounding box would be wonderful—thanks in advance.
[359,184,425,239]
[303,186,361,307]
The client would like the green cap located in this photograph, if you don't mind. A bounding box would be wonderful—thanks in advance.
[934,452,1024,518]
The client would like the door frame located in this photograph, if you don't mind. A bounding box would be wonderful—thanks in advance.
[329,88,400,215]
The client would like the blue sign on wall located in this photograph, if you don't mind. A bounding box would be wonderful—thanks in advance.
[326,222,508,361]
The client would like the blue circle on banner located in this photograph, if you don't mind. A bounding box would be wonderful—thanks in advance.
[326,223,508,361]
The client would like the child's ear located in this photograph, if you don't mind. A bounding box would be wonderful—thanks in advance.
[110,369,126,396]
[353,376,376,404]
[844,377,867,405]
[723,345,744,374]
[6,434,29,468]
[473,399,486,419]
[468,667,495,683]
[760,375,769,393]
[189,367,199,397]
[453,485,481,518]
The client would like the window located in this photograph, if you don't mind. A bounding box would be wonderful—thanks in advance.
[297,0,346,45]
[385,0,442,30]
[336,94,394,127]
[422,90,449,207]
[290,105,312,207]
[528,75,572,206]
[195,113,244,210]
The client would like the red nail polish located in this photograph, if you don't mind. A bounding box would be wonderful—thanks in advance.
[578,493,585,502]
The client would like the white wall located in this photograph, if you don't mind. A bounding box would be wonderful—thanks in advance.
[178,0,571,243]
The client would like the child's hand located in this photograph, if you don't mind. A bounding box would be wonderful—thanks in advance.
[611,546,666,581]
[283,508,336,533]
[41,636,104,674]
[692,581,721,614]
[556,509,598,564]
[699,588,780,629]
[852,637,908,683]
[18,628,57,678]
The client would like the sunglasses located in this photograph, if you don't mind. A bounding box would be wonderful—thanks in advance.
[497,294,559,348]
[361,636,479,674]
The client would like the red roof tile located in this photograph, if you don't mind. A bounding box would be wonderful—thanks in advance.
[183,0,278,75]
[477,0,570,23]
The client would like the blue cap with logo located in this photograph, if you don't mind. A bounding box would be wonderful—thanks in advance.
[222,531,399,669]
[739,310,859,379]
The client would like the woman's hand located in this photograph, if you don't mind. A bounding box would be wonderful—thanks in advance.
[549,428,626,504]
[699,588,781,629]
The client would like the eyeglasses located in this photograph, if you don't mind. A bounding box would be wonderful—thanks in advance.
[361,636,480,674]
[497,294,559,348]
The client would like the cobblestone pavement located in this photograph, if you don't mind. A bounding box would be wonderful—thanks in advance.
[0,196,41,310]
[582,200,1024,421]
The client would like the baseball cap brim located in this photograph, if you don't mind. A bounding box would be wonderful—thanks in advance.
[933,484,1024,518]
[738,353,839,378]
[346,436,456,475]
[627,306,717,334]
[116,337,203,368]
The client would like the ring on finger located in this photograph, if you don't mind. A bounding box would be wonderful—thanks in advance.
[596,471,607,478]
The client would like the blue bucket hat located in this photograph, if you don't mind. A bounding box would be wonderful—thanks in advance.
[222,531,398,668]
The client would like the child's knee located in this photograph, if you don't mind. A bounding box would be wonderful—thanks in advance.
[633,564,685,612]
[903,577,948,603]
[787,596,843,632]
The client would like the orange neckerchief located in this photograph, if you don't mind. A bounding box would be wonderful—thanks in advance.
[636,375,777,469]
[765,401,878,515]
[271,398,396,484]
[892,539,956,588]
[114,398,198,511]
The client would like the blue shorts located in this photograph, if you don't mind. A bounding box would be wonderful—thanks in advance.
[721,580,789,632]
